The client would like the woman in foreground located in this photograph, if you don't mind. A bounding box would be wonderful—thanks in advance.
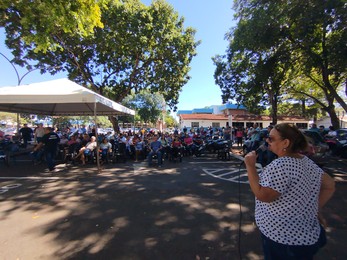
[244,123,335,259]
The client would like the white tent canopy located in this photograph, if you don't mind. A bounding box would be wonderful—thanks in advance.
[0,78,135,116]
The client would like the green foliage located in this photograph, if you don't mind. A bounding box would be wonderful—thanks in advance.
[0,0,104,53]
[2,0,199,113]
[215,0,347,128]
[164,113,178,128]
[0,112,18,123]
[213,2,294,123]
[122,90,165,125]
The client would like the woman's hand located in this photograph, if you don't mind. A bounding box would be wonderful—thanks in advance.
[244,151,257,167]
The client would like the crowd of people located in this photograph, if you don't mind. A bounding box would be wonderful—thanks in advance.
[1,122,279,170]
[1,122,338,258]
[17,123,258,170]
[2,121,338,171]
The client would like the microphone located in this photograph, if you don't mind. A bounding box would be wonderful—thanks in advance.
[255,144,267,155]
[234,144,267,167]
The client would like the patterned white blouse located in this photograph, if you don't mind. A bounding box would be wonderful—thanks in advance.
[255,156,323,245]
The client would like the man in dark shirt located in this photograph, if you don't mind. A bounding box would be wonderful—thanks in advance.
[33,127,60,171]
[19,124,33,148]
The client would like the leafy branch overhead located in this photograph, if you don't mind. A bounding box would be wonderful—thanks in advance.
[213,0,347,128]
[0,0,104,53]
[1,0,200,113]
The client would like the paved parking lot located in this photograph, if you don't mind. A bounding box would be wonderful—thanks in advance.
[0,152,346,259]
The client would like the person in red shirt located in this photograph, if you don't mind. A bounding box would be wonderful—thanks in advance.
[171,136,183,161]
[183,134,194,155]
[235,127,244,147]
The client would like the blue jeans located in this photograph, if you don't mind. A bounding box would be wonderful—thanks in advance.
[261,226,326,260]
[148,150,162,166]
[30,150,43,162]
[44,150,57,171]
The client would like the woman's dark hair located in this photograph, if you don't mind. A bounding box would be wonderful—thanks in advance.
[274,123,308,153]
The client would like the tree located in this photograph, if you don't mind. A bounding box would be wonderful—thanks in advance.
[164,113,178,128]
[0,0,104,53]
[214,0,347,128]
[282,0,347,129]
[1,0,199,132]
[122,90,165,125]
[213,3,295,124]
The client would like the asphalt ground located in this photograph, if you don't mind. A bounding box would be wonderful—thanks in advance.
[0,148,346,260]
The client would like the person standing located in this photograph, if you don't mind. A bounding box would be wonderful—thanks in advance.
[19,124,33,148]
[235,127,244,147]
[34,123,45,144]
[244,123,335,259]
[33,127,60,171]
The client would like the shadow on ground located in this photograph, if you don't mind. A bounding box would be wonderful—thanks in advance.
[0,151,346,259]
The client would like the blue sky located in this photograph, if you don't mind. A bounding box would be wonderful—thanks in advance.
[0,0,236,112]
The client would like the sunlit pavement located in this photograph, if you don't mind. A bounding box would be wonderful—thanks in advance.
[0,152,346,259]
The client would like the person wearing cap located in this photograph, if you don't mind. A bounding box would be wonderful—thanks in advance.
[33,127,60,171]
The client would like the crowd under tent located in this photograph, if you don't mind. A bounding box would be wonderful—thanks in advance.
[0,78,135,172]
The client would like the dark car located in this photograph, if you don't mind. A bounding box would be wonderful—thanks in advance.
[325,128,347,158]
[301,130,330,159]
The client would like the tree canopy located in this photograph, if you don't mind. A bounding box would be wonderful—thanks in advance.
[1,0,199,130]
[122,90,165,125]
[0,0,104,53]
[214,0,347,128]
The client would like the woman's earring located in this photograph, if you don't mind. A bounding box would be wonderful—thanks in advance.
[283,147,287,152]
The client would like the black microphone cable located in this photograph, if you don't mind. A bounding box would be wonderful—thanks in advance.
[237,145,266,260]
[237,157,244,260]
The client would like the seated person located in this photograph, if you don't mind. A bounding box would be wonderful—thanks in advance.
[159,135,170,159]
[134,137,144,162]
[67,134,79,146]
[74,136,97,165]
[99,137,112,162]
[80,133,91,147]
[183,134,194,155]
[59,135,69,146]
[125,135,134,159]
[147,135,163,167]
[171,136,183,159]
[64,139,81,163]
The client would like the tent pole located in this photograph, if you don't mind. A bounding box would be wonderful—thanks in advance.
[16,113,19,131]
[94,101,101,173]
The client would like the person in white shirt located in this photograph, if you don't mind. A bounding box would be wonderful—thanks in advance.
[34,123,45,143]
[326,126,337,138]
[99,137,112,162]
[74,136,97,165]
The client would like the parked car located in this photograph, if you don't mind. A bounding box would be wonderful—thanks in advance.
[301,130,330,160]
[325,128,347,158]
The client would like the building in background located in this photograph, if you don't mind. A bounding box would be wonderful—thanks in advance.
[177,103,310,130]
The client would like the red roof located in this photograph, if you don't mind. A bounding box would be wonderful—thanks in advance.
[180,113,308,122]
[180,114,228,120]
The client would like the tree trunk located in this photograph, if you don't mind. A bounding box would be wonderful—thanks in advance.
[301,99,306,116]
[321,64,347,113]
[325,107,340,130]
[108,116,120,133]
[269,89,278,125]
